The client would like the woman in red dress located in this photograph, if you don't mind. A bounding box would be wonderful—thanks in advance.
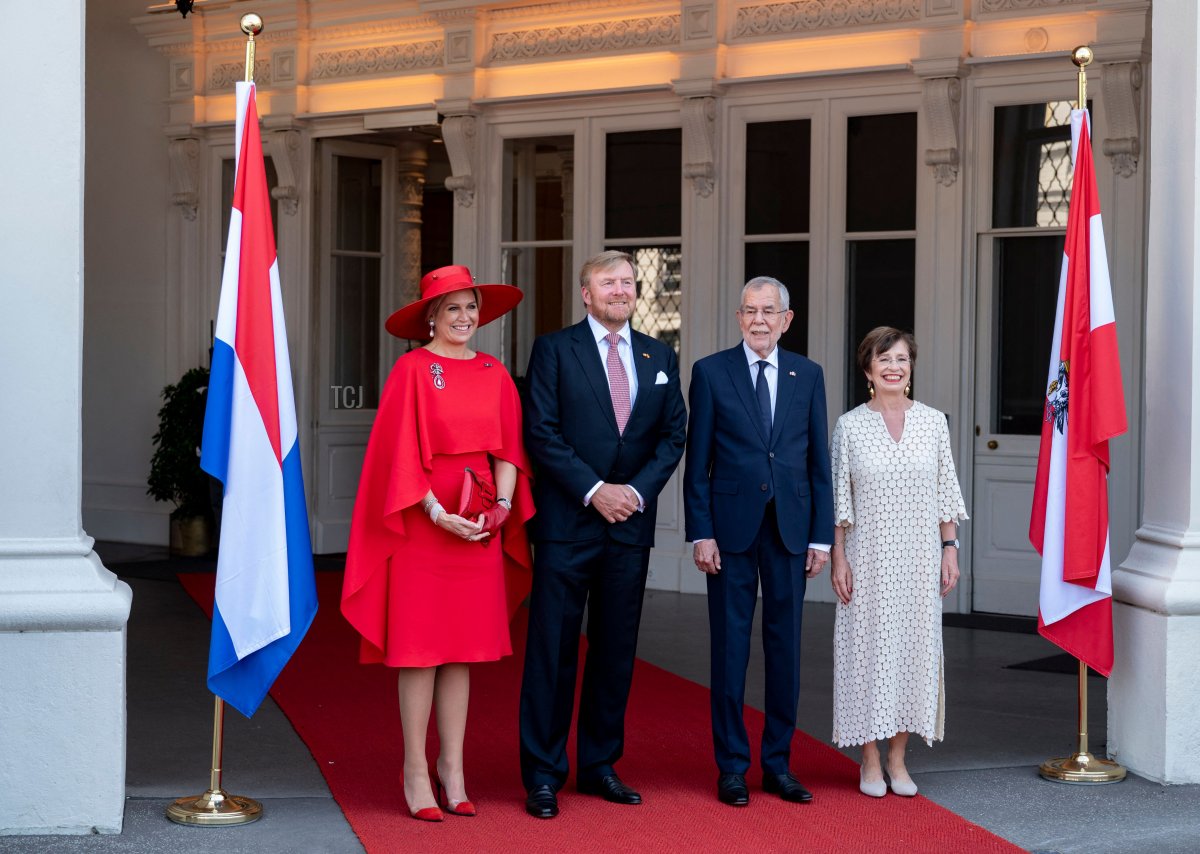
[341,266,533,821]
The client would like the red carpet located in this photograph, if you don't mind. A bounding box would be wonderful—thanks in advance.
[179,572,1020,853]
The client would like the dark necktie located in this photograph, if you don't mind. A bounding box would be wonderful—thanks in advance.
[755,360,772,437]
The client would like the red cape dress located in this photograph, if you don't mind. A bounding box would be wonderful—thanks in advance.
[340,348,534,666]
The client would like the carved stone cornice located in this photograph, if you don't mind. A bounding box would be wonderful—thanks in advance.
[487,16,681,63]
[168,138,201,221]
[266,130,303,216]
[1101,60,1142,178]
[682,96,717,198]
[209,60,272,90]
[441,115,479,208]
[311,42,444,80]
[978,0,1091,12]
[487,1,639,22]
[734,0,920,38]
[921,76,962,187]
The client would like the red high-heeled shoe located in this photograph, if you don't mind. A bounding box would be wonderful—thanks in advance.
[402,774,444,822]
[434,776,477,817]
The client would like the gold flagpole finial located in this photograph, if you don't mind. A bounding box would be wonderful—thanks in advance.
[1071,45,1094,111]
[241,13,264,83]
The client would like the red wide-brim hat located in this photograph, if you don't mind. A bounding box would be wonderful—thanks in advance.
[384,265,523,340]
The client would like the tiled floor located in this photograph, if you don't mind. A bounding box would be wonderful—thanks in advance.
[3,542,1197,853]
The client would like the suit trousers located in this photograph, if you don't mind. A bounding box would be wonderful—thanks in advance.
[706,502,808,775]
[519,535,650,791]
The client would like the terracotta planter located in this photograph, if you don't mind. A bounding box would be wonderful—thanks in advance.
[170,515,211,557]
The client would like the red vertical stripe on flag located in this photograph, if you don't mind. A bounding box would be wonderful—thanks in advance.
[1058,130,1126,588]
[232,87,283,465]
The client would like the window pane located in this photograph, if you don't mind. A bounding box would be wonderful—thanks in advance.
[504,137,573,242]
[846,113,916,233]
[334,157,382,252]
[846,239,915,408]
[221,156,279,244]
[609,244,682,354]
[505,245,569,368]
[992,101,1080,228]
[332,256,380,409]
[993,235,1064,434]
[744,242,808,356]
[606,129,681,239]
[746,120,810,235]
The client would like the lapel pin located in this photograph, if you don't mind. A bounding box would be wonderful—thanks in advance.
[788,371,796,377]
[642,353,650,359]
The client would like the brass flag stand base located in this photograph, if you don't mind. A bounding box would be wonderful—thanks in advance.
[1039,659,1127,785]
[166,696,264,826]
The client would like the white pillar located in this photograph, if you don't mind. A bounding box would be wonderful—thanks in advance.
[1109,0,1200,784]
[0,0,133,834]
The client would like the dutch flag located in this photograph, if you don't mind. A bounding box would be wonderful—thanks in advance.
[200,81,317,717]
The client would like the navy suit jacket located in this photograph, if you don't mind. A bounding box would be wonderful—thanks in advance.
[684,344,835,555]
[524,319,688,547]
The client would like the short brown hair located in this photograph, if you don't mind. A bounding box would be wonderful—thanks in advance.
[856,326,917,375]
[579,250,636,289]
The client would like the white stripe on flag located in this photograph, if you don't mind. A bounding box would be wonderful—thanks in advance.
[214,354,292,658]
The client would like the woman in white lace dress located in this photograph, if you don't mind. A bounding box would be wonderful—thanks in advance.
[829,327,968,798]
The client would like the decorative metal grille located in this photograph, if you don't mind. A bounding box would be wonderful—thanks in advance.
[611,245,682,354]
[1036,101,1075,227]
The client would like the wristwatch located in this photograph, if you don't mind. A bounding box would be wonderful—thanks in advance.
[942,539,960,550]
[496,497,513,510]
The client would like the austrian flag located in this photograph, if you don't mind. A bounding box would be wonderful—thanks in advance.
[1029,110,1127,677]
[200,81,318,717]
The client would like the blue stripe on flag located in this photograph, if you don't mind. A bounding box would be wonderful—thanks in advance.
[200,339,235,484]
[206,441,318,718]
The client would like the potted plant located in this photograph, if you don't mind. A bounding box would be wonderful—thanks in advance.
[147,366,212,556]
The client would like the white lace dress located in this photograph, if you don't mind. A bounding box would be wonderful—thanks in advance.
[830,402,968,747]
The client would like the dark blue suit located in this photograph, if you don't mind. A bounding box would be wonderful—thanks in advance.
[684,344,834,775]
[520,319,687,791]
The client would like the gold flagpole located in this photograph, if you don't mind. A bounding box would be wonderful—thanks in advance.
[1038,47,1125,785]
[166,14,268,826]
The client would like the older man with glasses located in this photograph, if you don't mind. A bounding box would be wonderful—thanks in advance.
[683,275,835,807]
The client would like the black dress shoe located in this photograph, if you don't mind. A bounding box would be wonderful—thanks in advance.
[763,772,813,803]
[577,774,642,805]
[717,773,749,806]
[525,784,559,819]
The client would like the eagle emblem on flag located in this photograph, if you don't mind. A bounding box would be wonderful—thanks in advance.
[1045,360,1069,435]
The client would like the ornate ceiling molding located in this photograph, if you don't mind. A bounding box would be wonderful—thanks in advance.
[487,15,681,63]
[487,1,641,22]
[209,60,272,89]
[978,0,1090,12]
[311,42,445,80]
[735,0,920,38]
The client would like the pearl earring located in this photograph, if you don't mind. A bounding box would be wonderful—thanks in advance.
[428,320,435,338]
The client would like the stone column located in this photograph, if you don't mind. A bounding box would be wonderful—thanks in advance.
[395,140,429,308]
[1109,0,1200,784]
[0,0,132,834]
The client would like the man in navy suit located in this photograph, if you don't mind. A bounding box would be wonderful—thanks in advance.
[520,250,687,819]
[684,275,834,807]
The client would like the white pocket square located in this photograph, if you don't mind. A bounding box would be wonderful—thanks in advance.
[655,370,668,385]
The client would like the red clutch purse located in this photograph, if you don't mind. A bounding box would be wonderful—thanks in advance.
[458,467,497,519]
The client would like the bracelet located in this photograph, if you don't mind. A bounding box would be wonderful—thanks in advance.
[428,502,444,524]
[421,495,438,512]
[496,497,512,510]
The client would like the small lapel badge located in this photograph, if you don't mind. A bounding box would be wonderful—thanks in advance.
[483,362,493,368]
[788,371,796,377]
[642,352,650,359]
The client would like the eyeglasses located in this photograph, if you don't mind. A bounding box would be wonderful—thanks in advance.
[874,356,911,366]
[738,307,784,320]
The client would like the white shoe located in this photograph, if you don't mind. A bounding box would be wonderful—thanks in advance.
[887,771,918,797]
[859,768,886,798]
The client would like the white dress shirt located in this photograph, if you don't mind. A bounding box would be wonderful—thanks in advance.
[583,315,644,510]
